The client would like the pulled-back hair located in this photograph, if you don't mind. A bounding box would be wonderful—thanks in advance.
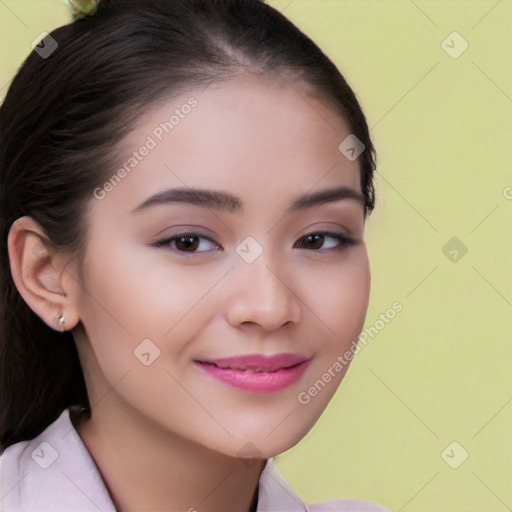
[0,0,376,451]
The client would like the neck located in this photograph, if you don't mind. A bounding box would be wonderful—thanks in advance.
[71,401,266,512]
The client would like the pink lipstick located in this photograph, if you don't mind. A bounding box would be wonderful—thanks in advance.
[195,353,311,393]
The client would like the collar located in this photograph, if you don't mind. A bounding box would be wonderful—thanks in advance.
[0,408,310,511]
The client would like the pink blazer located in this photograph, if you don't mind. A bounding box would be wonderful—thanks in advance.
[0,409,389,511]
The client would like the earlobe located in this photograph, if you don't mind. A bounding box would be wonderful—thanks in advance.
[7,216,80,332]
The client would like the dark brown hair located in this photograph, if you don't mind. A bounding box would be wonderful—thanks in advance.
[0,0,376,451]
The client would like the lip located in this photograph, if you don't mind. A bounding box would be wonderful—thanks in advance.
[194,353,312,393]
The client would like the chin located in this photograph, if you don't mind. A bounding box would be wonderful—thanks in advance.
[204,416,319,461]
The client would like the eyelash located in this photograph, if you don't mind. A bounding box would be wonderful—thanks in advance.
[152,230,357,255]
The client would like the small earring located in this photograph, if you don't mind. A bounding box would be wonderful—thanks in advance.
[55,313,66,332]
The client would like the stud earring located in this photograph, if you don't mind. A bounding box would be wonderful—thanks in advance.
[55,313,66,332]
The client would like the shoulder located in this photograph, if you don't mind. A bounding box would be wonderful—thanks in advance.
[258,459,389,512]
[309,498,390,512]
[0,430,37,509]
[0,408,116,511]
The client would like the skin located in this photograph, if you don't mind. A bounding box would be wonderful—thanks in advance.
[8,74,371,511]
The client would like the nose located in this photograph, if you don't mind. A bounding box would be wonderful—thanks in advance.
[224,251,302,331]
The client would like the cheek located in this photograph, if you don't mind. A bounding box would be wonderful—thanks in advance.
[74,244,212,421]
[306,248,371,344]
[75,240,224,371]
[290,251,370,428]
[79,240,182,330]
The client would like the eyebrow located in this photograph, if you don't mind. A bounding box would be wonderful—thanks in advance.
[130,185,365,215]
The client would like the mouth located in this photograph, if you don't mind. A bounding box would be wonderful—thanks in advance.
[194,353,312,392]
[196,353,309,372]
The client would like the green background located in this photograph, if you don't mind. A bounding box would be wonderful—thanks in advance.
[1,1,511,510]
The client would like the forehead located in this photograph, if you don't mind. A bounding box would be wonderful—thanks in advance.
[95,75,362,216]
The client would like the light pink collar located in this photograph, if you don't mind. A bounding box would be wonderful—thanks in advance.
[0,408,309,511]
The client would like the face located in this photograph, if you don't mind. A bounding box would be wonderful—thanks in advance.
[69,75,371,459]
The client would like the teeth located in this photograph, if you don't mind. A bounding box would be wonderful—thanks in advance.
[200,361,294,372]
[216,364,278,373]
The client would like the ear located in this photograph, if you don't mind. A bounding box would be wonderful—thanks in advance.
[7,216,81,333]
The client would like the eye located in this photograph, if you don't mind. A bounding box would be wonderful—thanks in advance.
[152,230,357,255]
[294,231,357,251]
[152,232,220,254]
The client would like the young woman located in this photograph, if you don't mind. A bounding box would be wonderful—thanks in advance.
[0,0,389,510]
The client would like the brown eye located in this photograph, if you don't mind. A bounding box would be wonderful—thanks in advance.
[294,231,356,251]
[174,235,200,252]
[154,232,220,254]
